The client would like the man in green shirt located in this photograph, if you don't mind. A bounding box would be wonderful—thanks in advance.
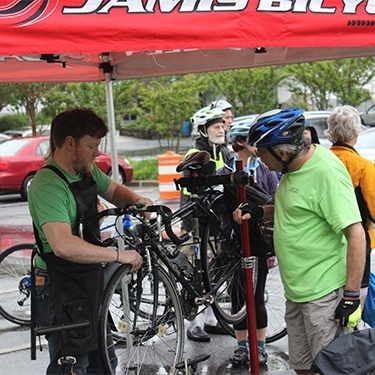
[28,108,152,374]
[234,107,366,374]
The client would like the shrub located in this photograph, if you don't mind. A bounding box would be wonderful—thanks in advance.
[129,158,158,180]
[0,114,29,132]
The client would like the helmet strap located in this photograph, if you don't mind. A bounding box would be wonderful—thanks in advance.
[267,147,296,174]
[199,127,208,138]
[212,144,217,160]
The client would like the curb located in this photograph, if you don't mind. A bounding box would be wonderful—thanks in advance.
[127,180,159,188]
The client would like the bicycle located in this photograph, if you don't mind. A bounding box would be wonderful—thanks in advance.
[96,151,286,374]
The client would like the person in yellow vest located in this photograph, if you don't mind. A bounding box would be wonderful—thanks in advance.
[181,107,232,341]
[325,105,375,306]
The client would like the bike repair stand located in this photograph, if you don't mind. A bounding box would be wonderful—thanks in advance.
[236,159,260,375]
[34,321,90,375]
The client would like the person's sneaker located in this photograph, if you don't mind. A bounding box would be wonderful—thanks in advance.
[258,348,268,366]
[230,346,249,367]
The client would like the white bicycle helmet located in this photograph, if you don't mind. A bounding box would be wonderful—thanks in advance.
[210,99,232,112]
[190,107,224,139]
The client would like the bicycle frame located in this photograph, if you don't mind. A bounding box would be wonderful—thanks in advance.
[146,192,242,307]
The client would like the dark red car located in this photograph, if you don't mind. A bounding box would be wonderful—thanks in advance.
[0,136,133,200]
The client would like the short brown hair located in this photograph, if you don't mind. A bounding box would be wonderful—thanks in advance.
[50,108,108,155]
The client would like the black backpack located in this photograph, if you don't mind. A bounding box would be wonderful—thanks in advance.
[312,328,375,375]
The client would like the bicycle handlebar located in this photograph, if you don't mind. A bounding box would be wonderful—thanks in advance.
[174,171,250,191]
[96,203,189,246]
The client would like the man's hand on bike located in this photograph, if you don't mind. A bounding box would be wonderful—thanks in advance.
[334,298,361,328]
[233,207,250,224]
[135,197,154,220]
[118,250,143,273]
[233,203,258,224]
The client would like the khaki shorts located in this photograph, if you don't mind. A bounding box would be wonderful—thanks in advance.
[286,290,352,370]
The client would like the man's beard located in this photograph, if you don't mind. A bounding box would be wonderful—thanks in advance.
[72,154,93,175]
[208,134,225,145]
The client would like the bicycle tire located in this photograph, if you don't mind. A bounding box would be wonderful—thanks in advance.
[264,264,287,343]
[98,263,184,375]
[201,195,255,325]
[0,243,34,326]
[214,264,287,343]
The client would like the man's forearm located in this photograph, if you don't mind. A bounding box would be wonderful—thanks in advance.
[344,223,366,292]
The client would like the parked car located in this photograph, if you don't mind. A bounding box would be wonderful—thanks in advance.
[360,105,375,127]
[355,127,375,164]
[0,133,11,143]
[0,136,133,200]
[4,125,50,138]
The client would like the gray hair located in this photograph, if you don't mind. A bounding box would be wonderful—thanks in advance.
[272,143,301,155]
[324,105,362,143]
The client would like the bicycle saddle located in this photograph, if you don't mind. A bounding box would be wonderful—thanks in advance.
[176,151,211,173]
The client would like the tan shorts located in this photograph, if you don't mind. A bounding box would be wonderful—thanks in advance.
[286,290,352,370]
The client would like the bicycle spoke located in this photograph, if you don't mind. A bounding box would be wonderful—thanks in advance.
[99,265,184,374]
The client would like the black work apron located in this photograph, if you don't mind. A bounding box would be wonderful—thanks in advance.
[40,166,104,356]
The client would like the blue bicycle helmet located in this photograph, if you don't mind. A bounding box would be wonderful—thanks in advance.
[247,108,305,148]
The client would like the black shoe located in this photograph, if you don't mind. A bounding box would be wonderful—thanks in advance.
[230,346,249,367]
[258,349,268,366]
[203,323,228,335]
[187,326,210,342]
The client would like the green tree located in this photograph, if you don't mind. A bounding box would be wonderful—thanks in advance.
[331,58,375,106]
[285,58,375,110]
[208,67,289,116]
[3,83,56,134]
[0,84,11,112]
[41,82,107,119]
[133,75,209,152]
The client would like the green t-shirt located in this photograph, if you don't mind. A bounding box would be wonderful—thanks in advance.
[274,145,362,302]
[28,159,112,269]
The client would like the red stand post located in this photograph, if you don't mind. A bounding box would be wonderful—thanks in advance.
[235,159,260,375]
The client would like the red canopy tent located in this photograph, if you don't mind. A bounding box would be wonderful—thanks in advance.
[1,3,374,372]
[1,0,374,178]
[0,1,374,82]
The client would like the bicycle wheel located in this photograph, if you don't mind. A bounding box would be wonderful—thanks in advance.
[98,264,184,375]
[0,243,34,326]
[201,195,257,325]
[264,264,287,343]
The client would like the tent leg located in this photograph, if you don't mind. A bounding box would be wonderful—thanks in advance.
[104,64,119,184]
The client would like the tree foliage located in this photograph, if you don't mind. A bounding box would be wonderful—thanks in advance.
[285,58,375,110]
[3,83,56,135]
[208,67,289,115]
[130,75,209,152]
